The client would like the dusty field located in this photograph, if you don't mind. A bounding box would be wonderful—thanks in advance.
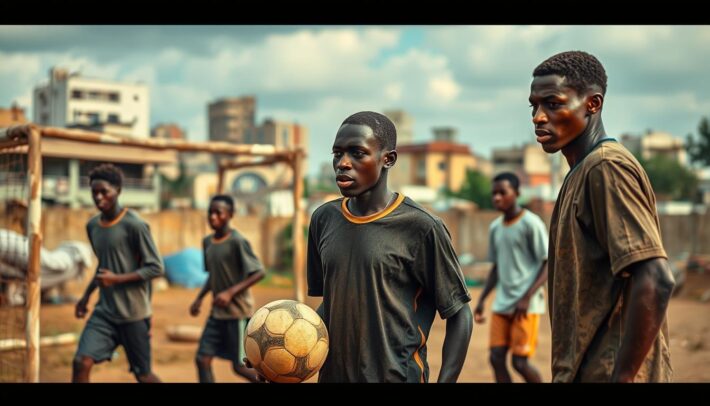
[28,271,710,383]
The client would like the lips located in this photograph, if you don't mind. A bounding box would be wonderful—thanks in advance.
[336,174,355,189]
[535,130,553,144]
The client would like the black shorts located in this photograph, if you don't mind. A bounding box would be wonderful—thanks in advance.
[75,311,153,377]
[197,316,247,365]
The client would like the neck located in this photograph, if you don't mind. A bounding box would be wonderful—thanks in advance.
[503,205,522,221]
[214,225,231,238]
[348,176,394,217]
[562,117,607,168]
[102,204,123,221]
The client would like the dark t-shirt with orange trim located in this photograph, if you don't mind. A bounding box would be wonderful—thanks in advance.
[307,194,471,383]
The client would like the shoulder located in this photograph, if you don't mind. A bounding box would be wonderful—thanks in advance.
[583,141,645,180]
[310,198,343,222]
[122,209,150,229]
[522,210,546,228]
[86,214,101,229]
[230,229,251,246]
[399,196,449,235]
[489,216,503,232]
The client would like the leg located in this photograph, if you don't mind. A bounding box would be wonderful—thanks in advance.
[510,313,543,383]
[196,354,215,383]
[511,355,542,383]
[489,346,512,383]
[232,362,261,383]
[73,312,119,383]
[225,318,260,383]
[119,317,161,383]
[72,355,95,383]
[489,313,513,382]
[136,372,162,383]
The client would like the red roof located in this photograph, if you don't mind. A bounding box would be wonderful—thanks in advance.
[397,141,472,155]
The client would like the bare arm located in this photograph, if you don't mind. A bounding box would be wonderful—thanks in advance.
[190,273,212,316]
[474,265,497,323]
[214,270,266,308]
[75,269,99,318]
[611,257,675,383]
[438,304,473,383]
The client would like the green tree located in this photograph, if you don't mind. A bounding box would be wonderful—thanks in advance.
[446,169,493,209]
[278,222,309,271]
[638,155,698,201]
[687,116,710,167]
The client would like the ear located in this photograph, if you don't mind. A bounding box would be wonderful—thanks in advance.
[587,93,604,115]
[383,150,397,169]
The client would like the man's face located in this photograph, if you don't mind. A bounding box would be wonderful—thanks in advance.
[90,179,120,214]
[492,180,518,213]
[208,200,232,231]
[332,124,387,198]
[529,74,590,153]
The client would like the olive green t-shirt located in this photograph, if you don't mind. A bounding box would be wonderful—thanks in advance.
[307,194,471,383]
[86,209,164,323]
[203,229,263,320]
[548,140,672,382]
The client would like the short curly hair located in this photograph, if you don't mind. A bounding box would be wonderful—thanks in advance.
[89,163,124,188]
[533,50,607,96]
[341,111,397,151]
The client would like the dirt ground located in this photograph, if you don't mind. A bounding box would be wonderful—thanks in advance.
[34,271,710,383]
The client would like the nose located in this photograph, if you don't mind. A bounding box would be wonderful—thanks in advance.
[336,154,352,170]
[532,108,547,125]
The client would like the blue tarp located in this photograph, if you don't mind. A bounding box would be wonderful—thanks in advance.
[163,248,208,288]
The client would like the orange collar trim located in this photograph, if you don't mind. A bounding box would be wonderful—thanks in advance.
[99,208,128,228]
[341,193,405,224]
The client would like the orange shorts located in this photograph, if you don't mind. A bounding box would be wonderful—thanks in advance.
[489,312,540,357]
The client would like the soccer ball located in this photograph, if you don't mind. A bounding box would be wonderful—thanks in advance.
[244,300,329,383]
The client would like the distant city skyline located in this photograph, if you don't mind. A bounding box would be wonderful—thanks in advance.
[2,25,709,175]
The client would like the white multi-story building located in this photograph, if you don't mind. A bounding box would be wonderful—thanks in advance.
[33,67,149,137]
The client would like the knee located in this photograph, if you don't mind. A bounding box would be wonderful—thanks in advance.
[73,356,94,372]
[195,355,211,369]
[489,348,507,368]
[511,356,529,373]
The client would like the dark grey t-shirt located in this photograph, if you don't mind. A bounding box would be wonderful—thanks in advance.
[203,229,263,320]
[307,194,471,383]
[86,209,164,323]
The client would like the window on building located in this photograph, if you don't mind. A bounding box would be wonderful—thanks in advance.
[134,94,139,101]
[71,89,84,99]
[416,159,426,184]
[282,128,289,147]
[88,91,101,100]
[107,113,119,123]
[87,112,100,125]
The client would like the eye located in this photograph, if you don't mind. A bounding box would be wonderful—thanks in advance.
[332,151,343,159]
[352,150,365,158]
[546,101,561,109]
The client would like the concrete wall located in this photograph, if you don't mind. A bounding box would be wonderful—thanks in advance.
[39,208,293,268]
[33,206,710,273]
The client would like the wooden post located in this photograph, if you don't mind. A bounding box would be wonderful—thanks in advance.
[291,150,306,302]
[26,127,42,382]
[217,166,225,194]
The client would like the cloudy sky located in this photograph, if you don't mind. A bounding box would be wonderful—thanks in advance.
[1,25,709,175]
